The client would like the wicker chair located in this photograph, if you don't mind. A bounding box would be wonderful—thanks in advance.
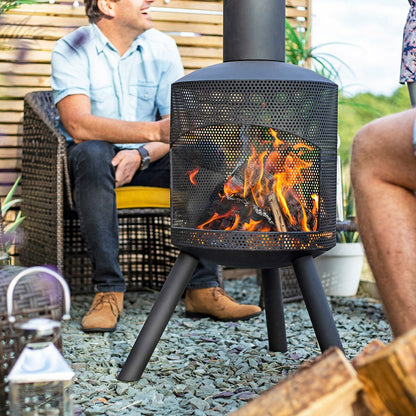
[21,90,180,294]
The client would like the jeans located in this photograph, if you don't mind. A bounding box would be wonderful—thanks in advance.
[67,140,219,292]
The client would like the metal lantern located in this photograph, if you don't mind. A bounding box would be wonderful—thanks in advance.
[6,267,73,416]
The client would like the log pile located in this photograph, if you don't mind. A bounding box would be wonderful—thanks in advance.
[229,327,416,416]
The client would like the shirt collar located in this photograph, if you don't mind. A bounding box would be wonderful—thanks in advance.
[91,23,110,53]
[92,23,147,55]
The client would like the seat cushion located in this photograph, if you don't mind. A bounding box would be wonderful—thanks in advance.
[115,186,170,209]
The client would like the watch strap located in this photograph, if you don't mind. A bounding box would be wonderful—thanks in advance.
[137,146,150,171]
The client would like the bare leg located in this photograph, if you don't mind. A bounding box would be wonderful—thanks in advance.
[351,109,416,337]
[408,82,416,108]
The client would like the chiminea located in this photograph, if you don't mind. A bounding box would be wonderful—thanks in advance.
[119,0,342,382]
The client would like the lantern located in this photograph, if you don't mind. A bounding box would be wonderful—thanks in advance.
[6,267,73,416]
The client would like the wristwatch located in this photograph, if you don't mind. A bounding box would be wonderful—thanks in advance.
[137,146,151,171]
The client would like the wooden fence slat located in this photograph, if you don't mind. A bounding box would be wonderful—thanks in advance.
[0,100,23,112]
[0,75,50,88]
[0,148,21,159]
[181,56,222,68]
[0,159,20,170]
[0,171,20,184]
[0,185,21,196]
[0,62,51,76]
[172,35,222,48]
[0,49,57,63]
[1,14,88,28]
[178,46,222,59]
[0,112,22,123]
[152,11,222,24]
[0,24,78,40]
[0,124,21,134]
[0,86,49,98]
[154,21,223,35]
[0,136,21,146]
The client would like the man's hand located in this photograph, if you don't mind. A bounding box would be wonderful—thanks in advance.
[112,149,141,188]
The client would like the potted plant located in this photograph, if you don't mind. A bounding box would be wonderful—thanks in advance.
[314,177,365,296]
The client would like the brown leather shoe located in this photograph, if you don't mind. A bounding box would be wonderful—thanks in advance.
[185,287,262,321]
[81,292,124,332]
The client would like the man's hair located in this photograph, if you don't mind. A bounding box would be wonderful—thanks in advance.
[85,0,120,24]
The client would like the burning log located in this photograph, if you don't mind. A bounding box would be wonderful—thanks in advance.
[191,126,320,233]
[267,193,287,232]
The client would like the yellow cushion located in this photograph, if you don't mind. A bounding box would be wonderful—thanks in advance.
[115,186,170,209]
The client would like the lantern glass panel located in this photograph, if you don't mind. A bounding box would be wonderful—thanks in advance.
[9,380,73,415]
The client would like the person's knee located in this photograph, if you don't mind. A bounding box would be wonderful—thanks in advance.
[350,122,376,182]
[69,141,114,174]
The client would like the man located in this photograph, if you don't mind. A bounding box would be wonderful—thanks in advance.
[351,108,416,337]
[51,0,261,332]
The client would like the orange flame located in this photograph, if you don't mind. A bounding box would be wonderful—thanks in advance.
[187,167,199,185]
[195,127,319,233]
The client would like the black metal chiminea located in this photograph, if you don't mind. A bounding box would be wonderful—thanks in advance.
[119,0,342,382]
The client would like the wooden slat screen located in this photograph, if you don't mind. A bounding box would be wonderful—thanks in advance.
[0,0,310,199]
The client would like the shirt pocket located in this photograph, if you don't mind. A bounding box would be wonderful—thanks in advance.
[90,86,118,117]
[129,84,158,120]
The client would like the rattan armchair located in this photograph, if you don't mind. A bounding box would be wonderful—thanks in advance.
[21,90,179,294]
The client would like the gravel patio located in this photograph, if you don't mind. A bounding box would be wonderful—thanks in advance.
[62,275,392,416]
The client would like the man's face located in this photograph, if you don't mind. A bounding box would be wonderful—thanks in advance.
[114,0,155,35]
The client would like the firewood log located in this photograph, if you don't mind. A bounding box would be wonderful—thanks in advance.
[228,347,367,416]
[352,328,416,416]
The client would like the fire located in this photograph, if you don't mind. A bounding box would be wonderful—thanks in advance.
[186,167,199,185]
[189,127,320,233]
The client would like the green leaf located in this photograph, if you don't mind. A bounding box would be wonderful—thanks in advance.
[2,175,21,208]
[1,175,25,255]
[4,215,25,235]
[1,198,22,216]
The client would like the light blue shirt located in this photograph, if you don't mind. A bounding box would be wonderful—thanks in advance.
[51,24,184,148]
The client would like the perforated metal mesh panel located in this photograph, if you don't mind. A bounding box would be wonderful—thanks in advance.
[170,77,338,268]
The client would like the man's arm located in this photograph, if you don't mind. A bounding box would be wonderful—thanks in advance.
[111,115,170,187]
[57,94,170,144]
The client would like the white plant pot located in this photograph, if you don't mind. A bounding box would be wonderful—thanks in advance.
[314,242,364,296]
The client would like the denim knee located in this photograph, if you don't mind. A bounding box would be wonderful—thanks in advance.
[67,141,115,181]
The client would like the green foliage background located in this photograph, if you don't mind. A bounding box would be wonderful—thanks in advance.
[338,85,411,166]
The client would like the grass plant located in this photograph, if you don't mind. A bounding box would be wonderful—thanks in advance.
[336,172,359,244]
[1,176,25,254]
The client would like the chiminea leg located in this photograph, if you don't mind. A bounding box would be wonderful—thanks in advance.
[261,268,287,352]
[118,251,198,381]
[292,255,344,353]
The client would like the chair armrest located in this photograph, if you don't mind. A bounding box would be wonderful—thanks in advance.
[21,91,70,269]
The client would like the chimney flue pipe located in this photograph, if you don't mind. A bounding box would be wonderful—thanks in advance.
[223,0,286,63]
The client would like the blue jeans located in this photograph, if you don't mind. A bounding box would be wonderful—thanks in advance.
[67,140,218,293]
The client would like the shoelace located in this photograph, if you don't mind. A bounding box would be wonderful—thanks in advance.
[88,293,121,316]
[213,287,236,302]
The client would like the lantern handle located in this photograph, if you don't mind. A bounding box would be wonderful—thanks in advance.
[6,266,71,324]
